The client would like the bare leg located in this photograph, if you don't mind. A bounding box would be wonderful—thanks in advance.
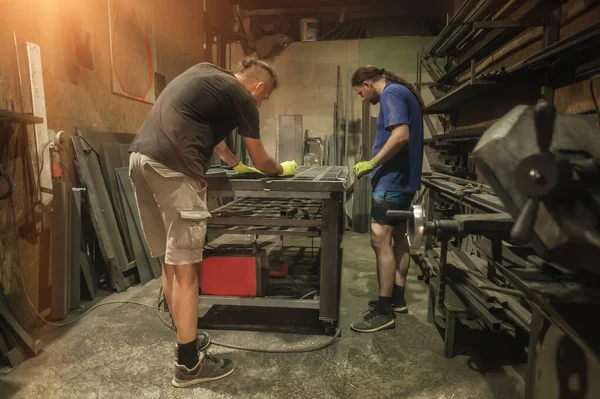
[371,223,395,298]
[172,263,199,344]
[392,224,410,287]
[161,257,176,323]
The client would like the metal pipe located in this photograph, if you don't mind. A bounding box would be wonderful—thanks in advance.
[344,64,351,167]
[417,51,421,97]
[335,65,341,165]
[477,284,525,298]
[51,181,70,320]
[13,31,25,111]
[69,188,82,310]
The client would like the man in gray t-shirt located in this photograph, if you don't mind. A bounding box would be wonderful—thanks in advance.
[129,59,296,388]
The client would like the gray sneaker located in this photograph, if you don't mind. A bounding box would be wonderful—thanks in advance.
[368,298,408,313]
[173,332,211,362]
[351,309,396,333]
[172,351,235,388]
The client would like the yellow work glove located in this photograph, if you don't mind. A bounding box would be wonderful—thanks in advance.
[354,159,377,179]
[233,162,263,175]
[279,160,297,177]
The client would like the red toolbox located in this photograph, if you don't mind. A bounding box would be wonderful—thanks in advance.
[199,249,269,297]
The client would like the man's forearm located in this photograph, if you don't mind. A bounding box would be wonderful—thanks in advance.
[256,158,283,176]
[373,136,409,166]
[214,141,239,167]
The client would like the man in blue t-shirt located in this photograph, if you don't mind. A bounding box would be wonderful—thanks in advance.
[350,65,424,333]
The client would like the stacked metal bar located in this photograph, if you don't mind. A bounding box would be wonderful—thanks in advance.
[71,127,160,292]
[206,165,349,199]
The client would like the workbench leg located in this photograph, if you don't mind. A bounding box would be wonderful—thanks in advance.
[444,310,457,358]
[319,196,342,324]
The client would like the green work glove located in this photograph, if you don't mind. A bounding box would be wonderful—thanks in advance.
[279,160,297,177]
[233,162,263,175]
[354,159,377,179]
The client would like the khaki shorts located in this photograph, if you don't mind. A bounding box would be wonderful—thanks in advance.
[129,152,211,265]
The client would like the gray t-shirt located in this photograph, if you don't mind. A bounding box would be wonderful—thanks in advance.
[130,63,260,177]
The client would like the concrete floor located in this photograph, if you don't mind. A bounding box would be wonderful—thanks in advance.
[0,233,526,398]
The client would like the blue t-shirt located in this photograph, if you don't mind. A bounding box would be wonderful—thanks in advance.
[370,82,424,193]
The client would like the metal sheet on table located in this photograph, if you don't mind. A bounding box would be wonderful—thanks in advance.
[206,166,349,194]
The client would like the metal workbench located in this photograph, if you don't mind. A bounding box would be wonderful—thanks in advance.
[203,166,348,334]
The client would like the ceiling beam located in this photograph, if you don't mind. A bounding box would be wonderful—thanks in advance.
[241,5,432,18]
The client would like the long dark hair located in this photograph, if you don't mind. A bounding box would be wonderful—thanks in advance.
[352,65,423,108]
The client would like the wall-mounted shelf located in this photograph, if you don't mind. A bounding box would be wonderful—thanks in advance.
[425,126,490,144]
[507,21,600,88]
[0,110,44,125]
[426,0,568,85]
[422,21,600,115]
[423,79,499,114]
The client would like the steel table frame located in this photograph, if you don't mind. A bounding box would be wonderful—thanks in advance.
[202,166,347,332]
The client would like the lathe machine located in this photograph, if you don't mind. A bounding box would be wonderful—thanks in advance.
[389,101,600,399]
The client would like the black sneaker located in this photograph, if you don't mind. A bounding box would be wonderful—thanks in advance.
[368,298,408,313]
[172,352,235,388]
[351,309,396,333]
[173,332,211,361]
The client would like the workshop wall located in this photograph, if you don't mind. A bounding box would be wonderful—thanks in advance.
[257,40,362,160]
[241,37,436,166]
[0,0,218,326]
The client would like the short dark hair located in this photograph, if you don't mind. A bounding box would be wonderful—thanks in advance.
[236,57,279,89]
[352,65,423,108]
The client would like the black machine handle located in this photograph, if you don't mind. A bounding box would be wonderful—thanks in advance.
[510,100,557,244]
[386,210,414,221]
[510,198,539,244]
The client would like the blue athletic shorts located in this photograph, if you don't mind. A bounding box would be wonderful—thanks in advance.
[371,190,415,226]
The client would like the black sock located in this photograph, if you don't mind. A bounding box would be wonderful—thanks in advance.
[177,339,199,369]
[376,296,392,315]
[392,284,405,302]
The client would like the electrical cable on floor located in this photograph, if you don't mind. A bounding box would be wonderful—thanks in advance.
[299,290,319,299]
[155,286,341,353]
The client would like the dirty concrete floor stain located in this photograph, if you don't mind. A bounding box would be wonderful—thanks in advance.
[0,233,525,398]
